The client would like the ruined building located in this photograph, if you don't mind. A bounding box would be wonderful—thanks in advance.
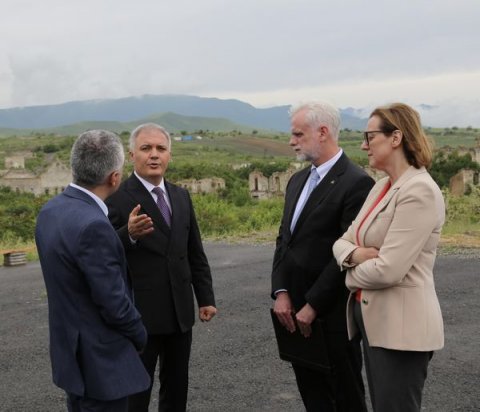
[249,168,296,199]
[449,169,480,196]
[248,163,388,200]
[175,177,226,194]
[0,155,72,196]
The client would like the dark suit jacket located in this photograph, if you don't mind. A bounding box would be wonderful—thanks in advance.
[106,174,215,335]
[272,153,374,336]
[35,186,150,400]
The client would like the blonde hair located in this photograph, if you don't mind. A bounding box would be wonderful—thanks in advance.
[370,103,433,168]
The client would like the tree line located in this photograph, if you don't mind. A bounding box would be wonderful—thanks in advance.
[1,150,478,247]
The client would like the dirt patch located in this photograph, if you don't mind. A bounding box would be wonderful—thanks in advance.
[440,232,480,249]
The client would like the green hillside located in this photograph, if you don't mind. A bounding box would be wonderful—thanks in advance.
[0,112,267,137]
[1,128,478,179]
[0,127,479,252]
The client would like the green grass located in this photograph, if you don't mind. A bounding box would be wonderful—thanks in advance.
[1,127,477,168]
[443,221,480,236]
[426,127,479,148]
[0,128,479,256]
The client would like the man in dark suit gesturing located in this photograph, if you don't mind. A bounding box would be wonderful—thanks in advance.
[106,123,216,412]
[35,130,150,412]
[272,102,374,411]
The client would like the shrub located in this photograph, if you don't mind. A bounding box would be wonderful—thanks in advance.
[192,194,283,238]
[0,188,49,242]
[444,187,480,226]
[430,151,480,188]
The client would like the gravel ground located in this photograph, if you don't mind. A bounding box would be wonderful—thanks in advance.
[0,243,479,411]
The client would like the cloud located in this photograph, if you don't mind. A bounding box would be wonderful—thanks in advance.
[0,0,479,125]
[418,100,480,128]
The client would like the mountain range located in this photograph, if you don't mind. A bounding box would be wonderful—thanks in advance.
[0,94,368,134]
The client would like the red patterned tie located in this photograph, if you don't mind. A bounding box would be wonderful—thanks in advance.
[152,187,171,227]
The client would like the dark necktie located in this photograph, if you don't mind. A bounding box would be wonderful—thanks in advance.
[152,187,171,227]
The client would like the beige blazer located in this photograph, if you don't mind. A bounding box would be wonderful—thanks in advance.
[333,166,445,351]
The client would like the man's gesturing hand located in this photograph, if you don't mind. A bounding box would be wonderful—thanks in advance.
[128,204,154,240]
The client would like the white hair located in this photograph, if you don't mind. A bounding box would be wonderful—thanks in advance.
[289,101,341,140]
[129,123,171,151]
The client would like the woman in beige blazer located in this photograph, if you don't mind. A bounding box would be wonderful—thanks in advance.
[333,103,445,412]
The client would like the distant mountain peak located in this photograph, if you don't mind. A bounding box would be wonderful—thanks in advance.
[0,94,367,132]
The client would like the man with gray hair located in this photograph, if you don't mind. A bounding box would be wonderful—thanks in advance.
[106,123,216,412]
[35,130,150,412]
[271,102,374,411]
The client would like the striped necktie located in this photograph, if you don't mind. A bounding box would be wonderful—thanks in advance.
[152,187,171,227]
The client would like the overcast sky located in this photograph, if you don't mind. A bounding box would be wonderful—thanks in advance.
[1,0,479,126]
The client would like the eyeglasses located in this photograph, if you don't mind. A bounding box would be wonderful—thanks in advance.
[363,130,384,146]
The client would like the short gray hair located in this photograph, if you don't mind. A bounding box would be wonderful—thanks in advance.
[129,123,171,151]
[289,101,341,140]
[70,130,125,187]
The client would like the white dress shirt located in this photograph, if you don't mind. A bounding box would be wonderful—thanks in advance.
[290,149,343,232]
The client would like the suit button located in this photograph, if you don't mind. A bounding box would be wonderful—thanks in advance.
[362,298,368,305]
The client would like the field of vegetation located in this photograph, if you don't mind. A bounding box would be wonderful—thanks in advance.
[0,127,479,260]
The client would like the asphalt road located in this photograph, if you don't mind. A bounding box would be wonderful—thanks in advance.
[0,243,479,411]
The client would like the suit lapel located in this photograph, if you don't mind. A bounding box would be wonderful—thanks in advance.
[164,181,183,230]
[125,174,171,236]
[356,166,425,245]
[292,154,348,233]
[285,167,310,226]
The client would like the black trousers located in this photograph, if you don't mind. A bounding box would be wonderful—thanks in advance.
[67,393,127,412]
[128,330,192,412]
[353,301,432,412]
[292,333,368,412]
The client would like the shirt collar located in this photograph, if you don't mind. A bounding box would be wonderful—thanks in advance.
[312,149,343,179]
[69,183,109,216]
[134,171,166,193]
